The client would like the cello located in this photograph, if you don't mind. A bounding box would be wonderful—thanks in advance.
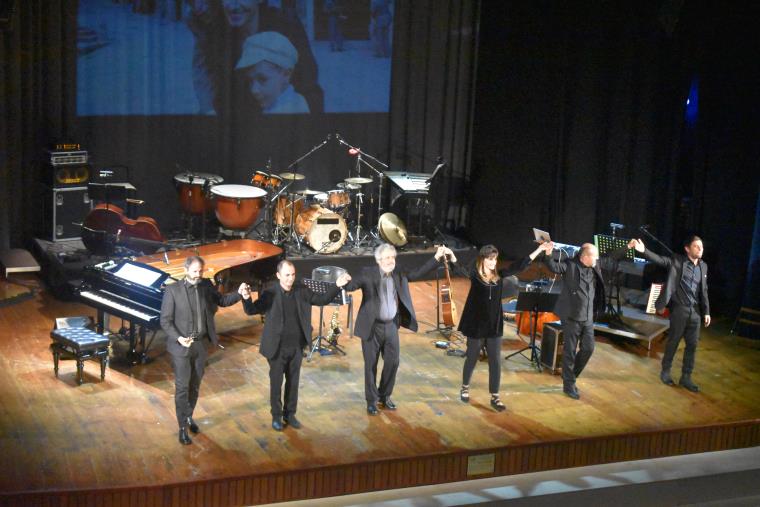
[81,203,165,256]
[440,251,458,327]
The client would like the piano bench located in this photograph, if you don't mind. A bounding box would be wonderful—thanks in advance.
[50,327,110,385]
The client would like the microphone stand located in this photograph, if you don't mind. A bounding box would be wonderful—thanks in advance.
[336,134,388,243]
[285,135,331,171]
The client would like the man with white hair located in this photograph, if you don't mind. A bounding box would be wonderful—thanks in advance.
[542,242,628,400]
[344,243,454,415]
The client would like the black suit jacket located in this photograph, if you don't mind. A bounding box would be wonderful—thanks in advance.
[242,282,340,359]
[160,279,242,358]
[641,249,710,316]
[543,248,627,321]
[344,256,439,341]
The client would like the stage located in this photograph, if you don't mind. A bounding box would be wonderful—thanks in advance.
[1,274,760,506]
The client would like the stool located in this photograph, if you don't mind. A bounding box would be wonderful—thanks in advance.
[50,327,110,385]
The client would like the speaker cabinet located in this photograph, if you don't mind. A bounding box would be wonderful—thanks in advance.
[540,321,563,374]
[42,186,91,241]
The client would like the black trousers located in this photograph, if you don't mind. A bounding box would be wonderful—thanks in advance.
[267,345,303,418]
[561,318,595,389]
[663,304,701,375]
[171,339,208,428]
[361,320,400,404]
[462,336,502,394]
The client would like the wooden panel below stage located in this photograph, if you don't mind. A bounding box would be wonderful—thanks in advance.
[1,276,760,506]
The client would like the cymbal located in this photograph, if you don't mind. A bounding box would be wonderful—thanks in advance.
[337,182,361,190]
[344,177,373,185]
[295,188,322,195]
[279,172,305,181]
[378,212,408,247]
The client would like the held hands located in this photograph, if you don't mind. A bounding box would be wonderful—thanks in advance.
[178,336,194,348]
[238,282,252,299]
[529,241,554,260]
[627,238,645,252]
[435,246,457,263]
[336,273,352,287]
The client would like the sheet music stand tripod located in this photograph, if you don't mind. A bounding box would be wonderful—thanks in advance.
[505,291,559,371]
[302,277,349,361]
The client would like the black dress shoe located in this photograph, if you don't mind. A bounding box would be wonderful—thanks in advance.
[283,415,302,429]
[679,375,700,392]
[563,386,580,400]
[367,403,379,415]
[187,416,200,434]
[178,427,192,445]
[660,370,676,386]
[379,398,397,410]
[272,416,284,431]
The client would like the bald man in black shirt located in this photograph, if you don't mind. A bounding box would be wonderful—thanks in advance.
[242,260,350,431]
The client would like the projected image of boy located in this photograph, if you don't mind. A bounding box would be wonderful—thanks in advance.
[235,31,309,114]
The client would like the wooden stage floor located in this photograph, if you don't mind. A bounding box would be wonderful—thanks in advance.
[1,275,760,506]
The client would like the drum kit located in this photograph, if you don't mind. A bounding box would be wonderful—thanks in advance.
[171,135,411,254]
[172,169,403,254]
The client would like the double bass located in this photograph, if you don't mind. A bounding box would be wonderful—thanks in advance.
[440,251,458,327]
[81,204,165,256]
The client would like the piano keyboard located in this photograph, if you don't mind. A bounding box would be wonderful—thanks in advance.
[646,283,663,314]
[80,290,159,323]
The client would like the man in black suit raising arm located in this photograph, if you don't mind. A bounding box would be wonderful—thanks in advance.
[344,243,454,415]
[241,260,351,431]
[628,235,710,392]
[542,242,627,400]
[160,255,248,445]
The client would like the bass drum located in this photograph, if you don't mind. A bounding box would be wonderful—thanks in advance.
[295,205,327,236]
[305,211,347,254]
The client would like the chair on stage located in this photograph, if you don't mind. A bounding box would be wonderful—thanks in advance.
[50,317,110,385]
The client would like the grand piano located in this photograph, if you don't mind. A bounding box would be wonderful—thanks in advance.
[77,239,283,363]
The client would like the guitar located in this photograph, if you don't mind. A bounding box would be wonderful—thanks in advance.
[440,252,458,327]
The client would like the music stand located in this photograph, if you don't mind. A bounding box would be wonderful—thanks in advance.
[302,278,347,361]
[505,291,559,371]
[594,234,632,322]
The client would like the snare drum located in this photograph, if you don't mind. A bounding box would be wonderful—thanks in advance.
[174,172,224,214]
[298,208,347,254]
[210,184,267,230]
[327,189,350,210]
[313,192,329,206]
[251,171,269,189]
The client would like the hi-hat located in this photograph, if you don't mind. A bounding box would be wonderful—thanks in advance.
[295,188,322,195]
[279,172,305,181]
[344,177,373,185]
[378,212,408,246]
[337,182,361,190]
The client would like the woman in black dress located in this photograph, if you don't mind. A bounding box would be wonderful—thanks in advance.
[454,242,551,411]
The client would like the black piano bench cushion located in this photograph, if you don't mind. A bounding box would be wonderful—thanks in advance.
[50,327,110,385]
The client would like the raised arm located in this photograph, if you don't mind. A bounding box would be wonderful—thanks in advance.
[541,242,569,274]
[628,238,671,269]
[499,243,551,277]
[241,286,274,316]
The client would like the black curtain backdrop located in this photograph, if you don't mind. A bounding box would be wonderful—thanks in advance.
[468,0,759,314]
